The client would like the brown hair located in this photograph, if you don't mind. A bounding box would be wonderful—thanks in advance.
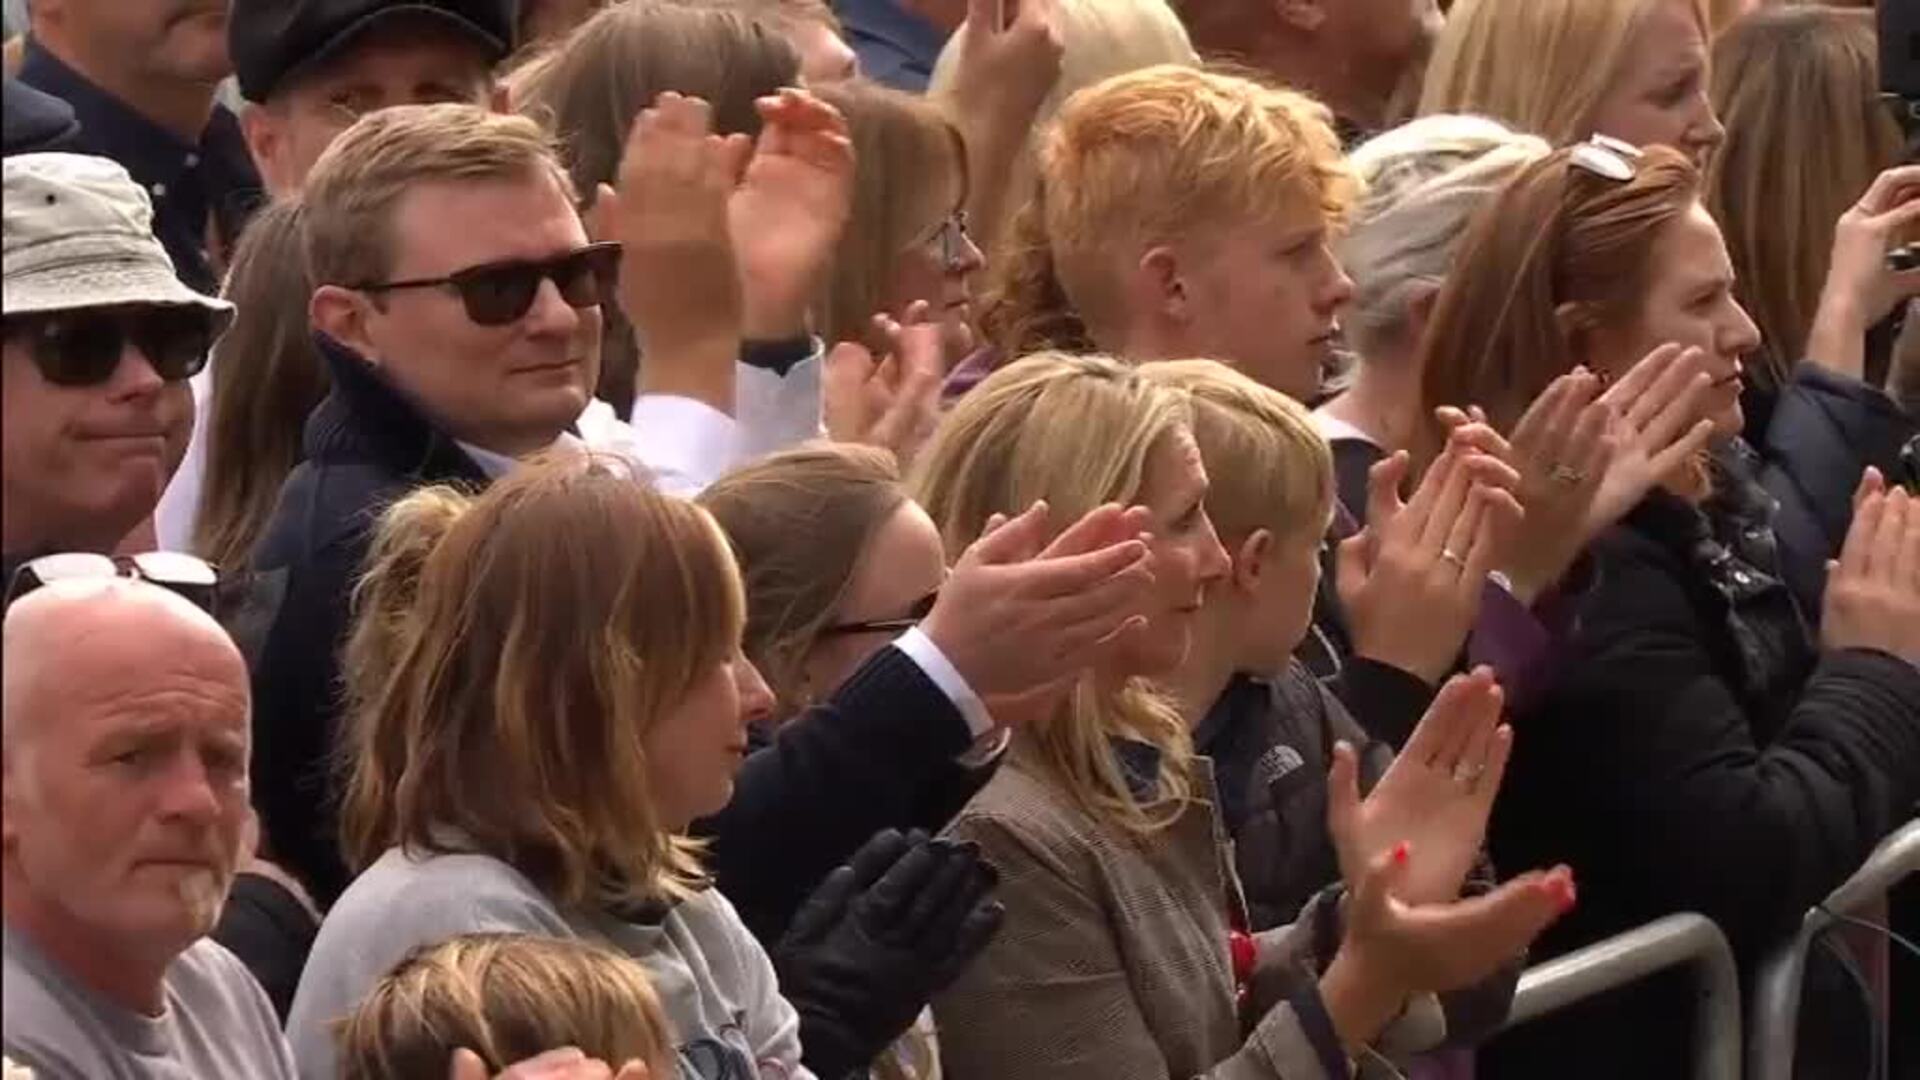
[303,104,575,291]
[910,353,1196,837]
[510,2,800,413]
[336,933,676,1080]
[981,65,1356,361]
[1706,5,1902,391]
[811,79,969,349]
[1416,144,1701,465]
[338,452,743,907]
[193,200,322,570]
[697,443,906,716]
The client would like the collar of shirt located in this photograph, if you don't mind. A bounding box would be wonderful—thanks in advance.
[454,432,585,479]
[835,0,947,91]
[18,38,262,291]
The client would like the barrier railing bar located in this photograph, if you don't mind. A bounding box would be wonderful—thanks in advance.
[1500,912,1741,1080]
[1748,819,1920,1080]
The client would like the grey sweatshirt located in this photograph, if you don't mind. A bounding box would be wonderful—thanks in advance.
[286,847,811,1080]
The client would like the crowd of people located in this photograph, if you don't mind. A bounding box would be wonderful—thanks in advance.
[1,0,1917,1078]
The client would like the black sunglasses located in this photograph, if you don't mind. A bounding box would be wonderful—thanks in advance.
[350,241,623,327]
[3,306,214,387]
[819,590,940,638]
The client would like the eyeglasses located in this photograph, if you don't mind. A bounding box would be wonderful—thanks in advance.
[350,241,623,327]
[819,590,939,638]
[5,552,223,616]
[1568,133,1645,182]
[2,306,214,387]
[916,210,973,269]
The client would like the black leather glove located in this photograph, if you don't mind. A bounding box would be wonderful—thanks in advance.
[775,828,1004,1080]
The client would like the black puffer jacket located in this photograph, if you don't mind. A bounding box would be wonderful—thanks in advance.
[1749,362,1918,621]
[1482,445,1920,1078]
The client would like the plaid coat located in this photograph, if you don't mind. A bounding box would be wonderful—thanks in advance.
[933,742,1463,1079]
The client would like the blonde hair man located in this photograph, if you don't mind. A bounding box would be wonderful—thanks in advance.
[982,65,1359,403]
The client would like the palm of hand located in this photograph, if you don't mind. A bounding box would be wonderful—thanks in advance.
[1342,755,1487,907]
[729,149,850,282]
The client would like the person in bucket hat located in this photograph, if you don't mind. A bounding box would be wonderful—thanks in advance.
[2,152,233,579]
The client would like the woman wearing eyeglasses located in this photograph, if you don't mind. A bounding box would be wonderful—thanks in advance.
[1412,138,1920,1078]
[813,79,985,378]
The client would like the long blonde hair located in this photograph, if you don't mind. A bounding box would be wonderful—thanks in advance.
[909,353,1196,837]
[337,452,743,908]
[336,933,677,1080]
[1419,0,1710,145]
[1706,5,1902,390]
[981,65,1356,361]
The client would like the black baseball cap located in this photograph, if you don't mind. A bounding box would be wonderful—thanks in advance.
[229,0,516,103]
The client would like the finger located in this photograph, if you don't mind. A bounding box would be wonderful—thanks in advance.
[1637,366,1713,452]
[1038,503,1132,560]
[963,500,1051,565]
[1043,554,1156,630]
[1598,342,1685,416]
[1433,668,1499,771]
[1898,494,1920,591]
[847,827,915,886]
[933,899,1007,988]
[1326,740,1363,851]
[1447,422,1515,466]
[823,341,876,438]
[1402,866,1575,979]
[1460,486,1520,588]
[1644,418,1718,483]
[1870,489,1911,582]
[899,843,979,940]
[614,1064,652,1080]
[1366,451,1412,531]
[1855,466,1887,512]
[1353,838,1415,921]
[1455,683,1505,782]
[1023,538,1156,601]
[967,0,999,32]
[785,865,857,946]
[1439,482,1492,576]
[1403,671,1482,769]
[1507,373,1577,458]
[1335,531,1371,611]
[1563,396,1613,483]
[860,838,945,928]
[912,844,1000,945]
[1839,490,1886,575]
[1436,404,1473,432]
[1858,164,1920,214]
[1625,347,1707,433]
[1402,447,1462,539]
[1473,723,1515,804]
[450,1049,489,1080]
[1418,450,1481,553]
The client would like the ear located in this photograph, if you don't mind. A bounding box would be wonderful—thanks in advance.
[1403,280,1442,346]
[1275,0,1328,32]
[1230,528,1274,593]
[240,103,292,197]
[488,80,512,115]
[1138,245,1191,324]
[1553,301,1596,369]
[310,285,381,366]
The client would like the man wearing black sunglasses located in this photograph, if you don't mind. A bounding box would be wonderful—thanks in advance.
[2,152,232,586]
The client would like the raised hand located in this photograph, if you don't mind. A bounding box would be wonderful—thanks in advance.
[919,501,1156,703]
[1821,468,1920,665]
[938,0,1064,254]
[1590,343,1720,525]
[730,88,856,341]
[1328,668,1511,908]
[449,1047,649,1080]
[775,829,1004,1078]
[594,92,749,413]
[823,302,947,467]
[1337,434,1523,683]
[1319,848,1575,1050]
[1807,164,1920,379]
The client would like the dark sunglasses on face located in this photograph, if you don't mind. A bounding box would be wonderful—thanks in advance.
[350,241,623,327]
[819,590,940,638]
[2,306,214,387]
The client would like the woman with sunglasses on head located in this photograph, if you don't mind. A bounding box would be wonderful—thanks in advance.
[1411,137,1920,1078]
[916,353,1576,1080]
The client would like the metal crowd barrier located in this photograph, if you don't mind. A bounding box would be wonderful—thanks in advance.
[1747,818,1920,1080]
[1499,913,1742,1080]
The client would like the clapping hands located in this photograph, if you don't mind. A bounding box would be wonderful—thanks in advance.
[824,302,947,467]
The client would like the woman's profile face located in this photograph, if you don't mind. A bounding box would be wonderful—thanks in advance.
[1590,199,1760,439]
[1104,426,1231,679]
[887,163,986,368]
[645,641,776,831]
[800,499,948,707]
[1586,0,1724,171]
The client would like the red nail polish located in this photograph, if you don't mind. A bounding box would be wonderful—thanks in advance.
[1392,842,1410,865]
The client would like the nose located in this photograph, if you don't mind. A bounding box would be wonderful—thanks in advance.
[156,755,222,826]
[106,338,170,401]
[1197,512,1231,583]
[1723,298,1762,356]
[521,275,581,337]
[734,655,776,725]
[1690,98,1726,159]
[1318,249,1356,313]
[953,230,986,277]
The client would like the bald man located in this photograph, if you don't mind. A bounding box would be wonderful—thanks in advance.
[1,578,296,1078]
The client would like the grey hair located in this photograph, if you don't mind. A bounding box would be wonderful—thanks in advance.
[1338,114,1551,359]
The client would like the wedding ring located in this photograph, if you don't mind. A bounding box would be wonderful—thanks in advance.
[1440,548,1466,569]
[1549,463,1587,486]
